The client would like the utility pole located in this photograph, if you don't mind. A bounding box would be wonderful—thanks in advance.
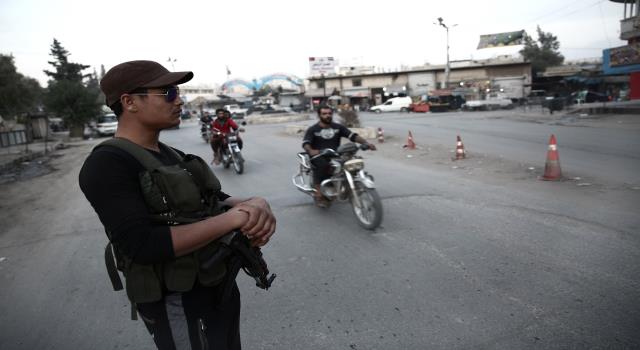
[435,17,456,89]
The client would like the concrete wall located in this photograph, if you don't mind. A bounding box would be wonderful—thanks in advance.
[408,72,437,96]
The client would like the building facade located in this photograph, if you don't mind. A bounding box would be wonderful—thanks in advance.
[306,58,532,108]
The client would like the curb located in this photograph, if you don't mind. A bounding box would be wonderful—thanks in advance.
[246,113,311,125]
[0,140,64,173]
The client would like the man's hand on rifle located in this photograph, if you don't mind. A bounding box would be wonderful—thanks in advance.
[235,197,276,247]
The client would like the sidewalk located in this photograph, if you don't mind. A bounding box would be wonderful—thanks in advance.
[0,137,65,172]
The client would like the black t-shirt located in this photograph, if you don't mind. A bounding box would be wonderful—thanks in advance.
[78,144,229,265]
[302,122,357,151]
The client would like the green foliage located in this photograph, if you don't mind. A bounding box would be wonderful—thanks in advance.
[43,39,89,82]
[0,54,43,118]
[44,80,99,125]
[43,39,100,137]
[520,26,564,76]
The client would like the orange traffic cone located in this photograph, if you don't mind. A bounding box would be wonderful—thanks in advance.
[377,127,385,143]
[542,134,562,181]
[403,131,416,149]
[455,135,466,160]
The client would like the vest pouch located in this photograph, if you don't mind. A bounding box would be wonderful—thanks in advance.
[163,255,198,292]
[151,165,203,214]
[125,263,163,303]
[196,241,227,286]
[182,155,222,193]
[139,171,170,214]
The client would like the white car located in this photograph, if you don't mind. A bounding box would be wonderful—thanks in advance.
[369,96,412,113]
[95,114,118,136]
[223,104,248,119]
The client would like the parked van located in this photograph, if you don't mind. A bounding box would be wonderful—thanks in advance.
[370,96,412,113]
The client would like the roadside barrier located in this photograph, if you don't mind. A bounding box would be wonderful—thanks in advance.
[454,135,466,160]
[542,134,562,181]
[403,131,416,149]
[377,127,385,143]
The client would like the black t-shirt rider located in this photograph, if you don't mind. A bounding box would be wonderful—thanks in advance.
[302,122,357,152]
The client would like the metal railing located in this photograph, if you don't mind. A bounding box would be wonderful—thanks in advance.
[0,130,28,148]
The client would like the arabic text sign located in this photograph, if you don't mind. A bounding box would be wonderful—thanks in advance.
[309,57,337,76]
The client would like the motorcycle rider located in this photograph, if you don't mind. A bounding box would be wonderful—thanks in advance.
[302,104,376,207]
[210,109,243,165]
[200,111,212,142]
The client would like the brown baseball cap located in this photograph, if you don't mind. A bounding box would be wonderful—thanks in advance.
[100,60,193,106]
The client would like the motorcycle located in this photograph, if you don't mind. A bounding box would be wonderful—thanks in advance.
[292,143,383,230]
[200,121,212,143]
[200,124,211,143]
[213,127,245,174]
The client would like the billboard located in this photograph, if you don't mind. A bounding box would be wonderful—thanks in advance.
[477,30,525,49]
[609,44,640,67]
[309,57,337,76]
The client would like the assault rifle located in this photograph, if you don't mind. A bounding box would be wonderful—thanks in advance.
[201,230,276,298]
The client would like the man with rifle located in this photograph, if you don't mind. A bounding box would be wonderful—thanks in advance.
[79,60,276,350]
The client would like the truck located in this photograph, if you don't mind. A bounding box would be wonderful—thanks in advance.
[223,104,249,119]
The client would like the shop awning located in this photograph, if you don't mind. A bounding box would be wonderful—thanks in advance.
[341,87,370,97]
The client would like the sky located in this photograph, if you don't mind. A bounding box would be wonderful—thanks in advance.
[0,0,628,87]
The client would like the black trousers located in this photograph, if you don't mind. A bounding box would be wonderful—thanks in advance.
[310,156,331,185]
[136,282,241,350]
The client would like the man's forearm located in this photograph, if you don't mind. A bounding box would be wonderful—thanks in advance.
[355,135,369,144]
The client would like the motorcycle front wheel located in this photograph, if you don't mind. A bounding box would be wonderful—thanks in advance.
[222,152,231,169]
[232,152,244,174]
[351,184,383,230]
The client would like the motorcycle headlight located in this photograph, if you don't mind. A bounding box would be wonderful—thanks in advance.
[228,136,237,141]
[344,159,364,172]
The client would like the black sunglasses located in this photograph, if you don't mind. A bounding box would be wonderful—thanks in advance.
[129,86,180,103]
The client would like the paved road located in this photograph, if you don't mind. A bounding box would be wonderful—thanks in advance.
[1,115,638,349]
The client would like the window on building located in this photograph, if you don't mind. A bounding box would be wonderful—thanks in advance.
[352,79,362,87]
[317,81,325,89]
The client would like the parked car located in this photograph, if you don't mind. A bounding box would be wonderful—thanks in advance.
[527,90,547,105]
[571,90,610,104]
[94,113,118,136]
[369,96,412,113]
[260,105,288,115]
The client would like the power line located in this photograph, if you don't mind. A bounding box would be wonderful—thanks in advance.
[525,0,585,25]
[598,1,613,47]
[536,0,607,25]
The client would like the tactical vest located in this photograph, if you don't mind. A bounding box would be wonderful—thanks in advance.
[98,138,227,306]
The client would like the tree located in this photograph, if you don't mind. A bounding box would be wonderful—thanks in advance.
[0,54,43,119]
[43,39,89,82]
[520,26,564,76]
[43,39,100,137]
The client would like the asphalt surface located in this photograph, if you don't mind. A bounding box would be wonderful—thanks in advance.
[0,113,639,349]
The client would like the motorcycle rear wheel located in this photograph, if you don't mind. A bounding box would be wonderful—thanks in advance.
[351,185,383,230]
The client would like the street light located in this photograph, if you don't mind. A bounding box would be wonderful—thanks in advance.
[167,57,177,70]
[434,17,457,89]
